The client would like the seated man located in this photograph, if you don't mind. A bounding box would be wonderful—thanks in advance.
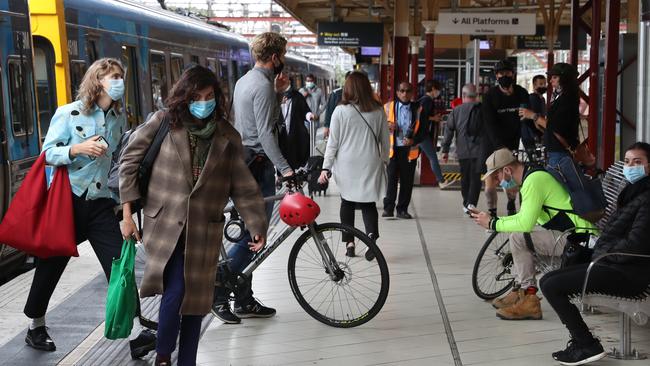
[470,148,597,320]
[540,142,650,366]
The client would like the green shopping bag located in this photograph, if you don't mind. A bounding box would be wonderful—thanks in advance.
[104,238,137,339]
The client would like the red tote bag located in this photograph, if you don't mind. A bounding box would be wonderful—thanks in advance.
[0,153,78,258]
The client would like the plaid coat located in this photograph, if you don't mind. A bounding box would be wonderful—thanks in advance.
[119,111,267,315]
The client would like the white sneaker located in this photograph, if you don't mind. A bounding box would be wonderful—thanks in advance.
[439,179,455,189]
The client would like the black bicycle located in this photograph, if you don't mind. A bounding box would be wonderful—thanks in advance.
[219,168,390,328]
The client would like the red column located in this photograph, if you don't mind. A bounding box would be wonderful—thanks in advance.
[393,36,410,94]
[588,0,602,161]
[569,0,581,66]
[602,0,620,168]
[425,33,434,80]
[380,64,389,103]
[409,37,419,99]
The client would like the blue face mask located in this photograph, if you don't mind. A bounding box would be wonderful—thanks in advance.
[623,165,647,184]
[499,172,517,190]
[189,99,216,119]
[106,79,124,101]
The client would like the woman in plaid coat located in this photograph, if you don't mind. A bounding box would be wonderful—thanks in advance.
[119,65,267,366]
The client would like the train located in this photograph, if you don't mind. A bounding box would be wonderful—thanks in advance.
[0,0,335,277]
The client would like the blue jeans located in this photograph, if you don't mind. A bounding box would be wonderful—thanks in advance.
[214,159,275,306]
[547,151,572,168]
[157,241,204,366]
[418,137,445,183]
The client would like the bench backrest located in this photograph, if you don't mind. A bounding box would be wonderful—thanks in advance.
[595,161,628,231]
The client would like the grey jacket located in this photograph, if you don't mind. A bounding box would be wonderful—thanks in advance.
[233,67,291,174]
[305,86,326,120]
[441,102,481,159]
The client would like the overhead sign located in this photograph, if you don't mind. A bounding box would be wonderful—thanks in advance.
[436,13,536,35]
[317,22,383,47]
[517,25,587,50]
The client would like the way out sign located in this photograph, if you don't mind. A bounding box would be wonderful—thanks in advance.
[436,13,536,35]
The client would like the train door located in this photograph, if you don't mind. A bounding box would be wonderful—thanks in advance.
[170,53,184,85]
[121,45,142,128]
[33,36,57,139]
[149,51,168,112]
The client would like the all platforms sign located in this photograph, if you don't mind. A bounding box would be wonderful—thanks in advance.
[317,22,384,47]
[436,13,536,35]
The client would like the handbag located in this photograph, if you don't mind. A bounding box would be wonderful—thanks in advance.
[554,132,596,168]
[0,153,77,258]
[560,233,594,268]
[105,238,138,340]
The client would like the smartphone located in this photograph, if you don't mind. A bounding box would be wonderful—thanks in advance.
[96,135,109,149]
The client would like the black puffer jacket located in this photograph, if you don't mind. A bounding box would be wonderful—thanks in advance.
[592,176,650,282]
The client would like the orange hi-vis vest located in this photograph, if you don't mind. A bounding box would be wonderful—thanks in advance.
[385,100,421,161]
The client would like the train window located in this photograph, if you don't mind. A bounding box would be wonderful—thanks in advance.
[69,60,87,98]
[217,59,230,102]
[206,58,218,73]
[149,52,168,112]
[121,45,142,128]
[170,54,183,85]
[190,55,200,64]
[7,59,34,136]
[86,39,99,63]
[33,37,58,138]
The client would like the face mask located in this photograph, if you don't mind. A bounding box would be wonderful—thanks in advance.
[305,81,315,89]
[623,165,647,184]
[273,58,284,75]
[189,99,216,119]
[106,79,125,101]
[536,87,547,94]
[499,171,517,190]
[497,76,514,89]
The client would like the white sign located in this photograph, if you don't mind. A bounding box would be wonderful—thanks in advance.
[436,13,536,35]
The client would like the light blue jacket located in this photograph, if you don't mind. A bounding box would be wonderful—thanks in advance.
[42,100,126,201]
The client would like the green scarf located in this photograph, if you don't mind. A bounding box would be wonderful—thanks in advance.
[187,120,217,184]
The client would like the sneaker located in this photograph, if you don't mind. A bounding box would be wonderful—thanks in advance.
[396,211,413,219]
[234,299,276,318]
[463,206,470,215]
[365,233,376,261]
[465,204,477,217]
[346,243,355,257]
[553,338,606,365]
[492,289,524,309]
[496,293,543,320]
[382,209,394,218]
[211,302,241,324]
[439,179,455,189]
[129,329,157,359]
[25,326,56,352]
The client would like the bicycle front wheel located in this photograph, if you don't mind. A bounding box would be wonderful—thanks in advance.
[471,231,515,300]
[287,222,389,328]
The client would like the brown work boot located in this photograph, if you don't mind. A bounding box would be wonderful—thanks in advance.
[496,294,543,320]
[492,289,524,309]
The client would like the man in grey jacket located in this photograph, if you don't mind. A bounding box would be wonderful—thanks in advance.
[213,32,292,324]
[441,84,482,214]
[303,73,326,124]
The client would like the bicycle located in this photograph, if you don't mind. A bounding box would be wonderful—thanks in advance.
[217,167,390,328]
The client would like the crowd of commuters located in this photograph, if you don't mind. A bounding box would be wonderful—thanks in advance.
[18,29,650,366]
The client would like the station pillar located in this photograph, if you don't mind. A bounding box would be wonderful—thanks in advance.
[422,21,436,82]
[393,0,410,95]
[602,0,621,168]
[409,36,420,99]
[380,34,391,103]
[638,0,650,142]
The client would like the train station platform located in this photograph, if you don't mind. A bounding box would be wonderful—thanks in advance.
[1,182,649,365]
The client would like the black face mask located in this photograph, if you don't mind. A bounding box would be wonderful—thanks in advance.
[536,87,548,94]
[273,59,285,75]
[497,76,514,89]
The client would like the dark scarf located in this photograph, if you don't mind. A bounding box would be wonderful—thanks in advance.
[617,175,650,208]
[185,119,217,184]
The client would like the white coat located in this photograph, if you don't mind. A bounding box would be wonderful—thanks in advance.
[323,104,390,203]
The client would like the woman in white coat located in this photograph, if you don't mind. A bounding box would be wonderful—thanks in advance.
[319,71,390,257]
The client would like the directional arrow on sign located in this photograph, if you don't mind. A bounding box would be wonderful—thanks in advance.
[453,18,459,24]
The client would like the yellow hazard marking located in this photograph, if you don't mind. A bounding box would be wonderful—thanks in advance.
[442,173,462,181]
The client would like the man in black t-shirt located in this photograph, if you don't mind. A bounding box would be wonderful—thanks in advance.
[480,59,529,217]
[521,75,546,150]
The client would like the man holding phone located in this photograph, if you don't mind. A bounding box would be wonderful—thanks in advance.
[417,80,452,188]
[469,148,597,321]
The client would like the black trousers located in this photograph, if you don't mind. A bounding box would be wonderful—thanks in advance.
[24,194,123,319]
[340,198,379,242]
[459,158,481,208]
[383,146,417,213]
[540,263,649,341]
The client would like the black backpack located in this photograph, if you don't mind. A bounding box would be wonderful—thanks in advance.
[108,113,170,210]
[465,102,483,142]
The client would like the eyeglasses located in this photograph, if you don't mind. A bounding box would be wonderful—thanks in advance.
[398,89,412,93]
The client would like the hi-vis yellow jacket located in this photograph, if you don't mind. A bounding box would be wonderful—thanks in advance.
[384,100,421,161]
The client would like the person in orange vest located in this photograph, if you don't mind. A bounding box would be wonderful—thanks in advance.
[382,81,421,219]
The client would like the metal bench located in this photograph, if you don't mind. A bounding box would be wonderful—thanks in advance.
[579,161,650,360]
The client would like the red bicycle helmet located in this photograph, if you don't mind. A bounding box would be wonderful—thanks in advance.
[279,192,320,227]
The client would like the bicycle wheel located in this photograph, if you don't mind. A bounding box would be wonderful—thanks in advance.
[287,222,389,328]
[472,231,515,300]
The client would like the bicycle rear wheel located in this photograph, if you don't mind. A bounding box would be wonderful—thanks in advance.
[472,231,515,300]
[287,222,389,328]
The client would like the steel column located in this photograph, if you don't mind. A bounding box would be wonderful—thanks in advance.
[637,1,650,142]
[602,0,621,168]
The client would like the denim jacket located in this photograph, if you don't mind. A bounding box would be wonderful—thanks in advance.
[42,100,126,202]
